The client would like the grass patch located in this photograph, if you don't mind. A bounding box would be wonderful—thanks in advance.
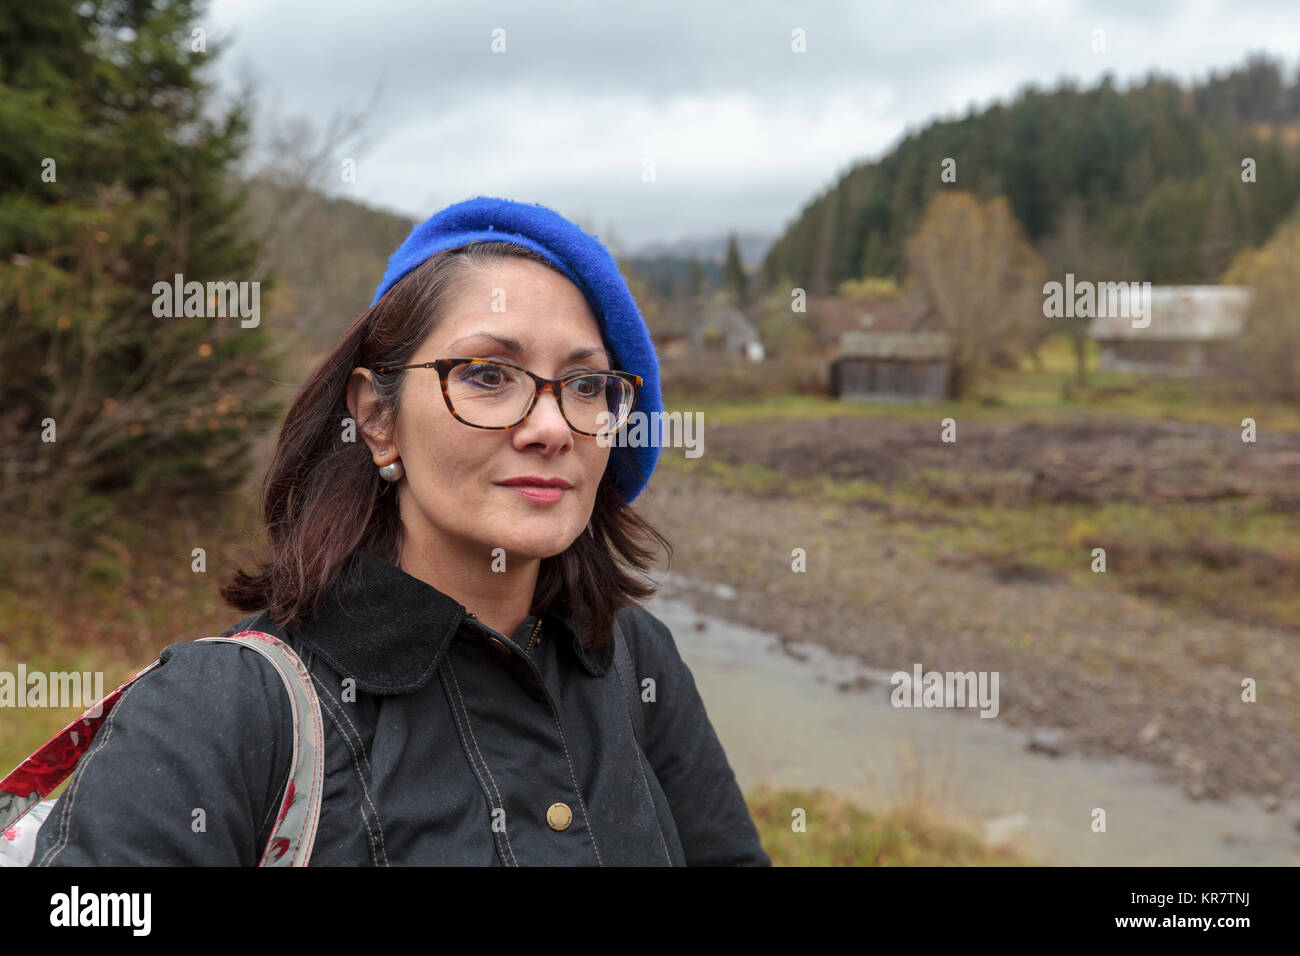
[665,334,1300,433]
[0,495,267,778]
[745,785,1030,866]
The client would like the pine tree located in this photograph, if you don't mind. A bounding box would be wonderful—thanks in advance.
[0,0,282,543]
[722,233,748,309]
[686,253,703,296]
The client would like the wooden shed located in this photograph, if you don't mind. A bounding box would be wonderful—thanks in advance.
[830,330,952,402]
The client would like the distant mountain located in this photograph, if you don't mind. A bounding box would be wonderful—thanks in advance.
[631,233,774,269]
[622,233,774,300]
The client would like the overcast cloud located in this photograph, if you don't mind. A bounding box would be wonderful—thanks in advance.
[204,0,1300,252]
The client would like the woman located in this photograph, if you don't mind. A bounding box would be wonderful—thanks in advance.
[33,196,770,866]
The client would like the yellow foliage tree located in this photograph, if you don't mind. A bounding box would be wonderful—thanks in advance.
[1221,219,1300,400]
[903,191,1048,398]
[837,276,900,300]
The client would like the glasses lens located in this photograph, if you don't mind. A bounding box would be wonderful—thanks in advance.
[562,374,634,435]
[446,363,634,432]
[446,361,533,427]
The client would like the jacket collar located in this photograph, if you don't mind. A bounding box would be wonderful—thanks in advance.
[286,547,613,695]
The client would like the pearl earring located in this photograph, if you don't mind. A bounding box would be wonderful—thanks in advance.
[378,457,404,482]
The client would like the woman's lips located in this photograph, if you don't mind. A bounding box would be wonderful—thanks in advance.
[501,484,565,503]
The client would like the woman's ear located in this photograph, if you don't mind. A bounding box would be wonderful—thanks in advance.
[346,367,398,463]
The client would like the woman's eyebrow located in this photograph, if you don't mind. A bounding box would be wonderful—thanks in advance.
[446,332,610,363]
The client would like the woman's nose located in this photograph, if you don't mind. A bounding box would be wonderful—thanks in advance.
[526,385,572,433]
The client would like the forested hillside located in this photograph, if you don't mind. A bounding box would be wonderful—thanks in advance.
[762,55,1300,294]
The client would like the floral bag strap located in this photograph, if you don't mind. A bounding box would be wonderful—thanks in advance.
[0,630,324,867]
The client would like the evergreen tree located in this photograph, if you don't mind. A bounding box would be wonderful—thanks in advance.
[722,233,748,309]
[0,0,282,541]
[686,252,703,296]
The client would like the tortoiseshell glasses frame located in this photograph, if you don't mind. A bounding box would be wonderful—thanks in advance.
[371,357,642,436]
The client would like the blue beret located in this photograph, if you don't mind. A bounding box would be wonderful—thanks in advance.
[370,196,662,506]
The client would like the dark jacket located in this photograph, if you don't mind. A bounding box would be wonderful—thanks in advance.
[33,547,770,866]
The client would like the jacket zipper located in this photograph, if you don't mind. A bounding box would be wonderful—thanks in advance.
[465,611,543,654]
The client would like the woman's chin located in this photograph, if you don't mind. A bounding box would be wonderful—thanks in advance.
[486,526,584,561]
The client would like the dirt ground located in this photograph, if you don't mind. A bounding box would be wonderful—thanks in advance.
[701,414,1300,507]
[633,414,1300,811]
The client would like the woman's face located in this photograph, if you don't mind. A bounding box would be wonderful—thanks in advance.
[353,256,613,572]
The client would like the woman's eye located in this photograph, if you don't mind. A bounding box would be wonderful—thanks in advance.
[568,376,602,397]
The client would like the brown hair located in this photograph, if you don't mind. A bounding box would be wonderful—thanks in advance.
[221,241,672,653]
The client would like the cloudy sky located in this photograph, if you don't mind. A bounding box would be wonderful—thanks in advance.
[204,0,1299,254]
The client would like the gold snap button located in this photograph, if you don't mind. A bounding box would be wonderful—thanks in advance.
[546,802,572,831]
[487,636,510,656]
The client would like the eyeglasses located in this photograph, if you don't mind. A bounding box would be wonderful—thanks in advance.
[371,358,642,436]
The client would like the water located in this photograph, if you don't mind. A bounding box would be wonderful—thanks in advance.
[643,585,1300,866]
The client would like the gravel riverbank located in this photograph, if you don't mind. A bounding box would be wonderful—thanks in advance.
[635,467,1299,810]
